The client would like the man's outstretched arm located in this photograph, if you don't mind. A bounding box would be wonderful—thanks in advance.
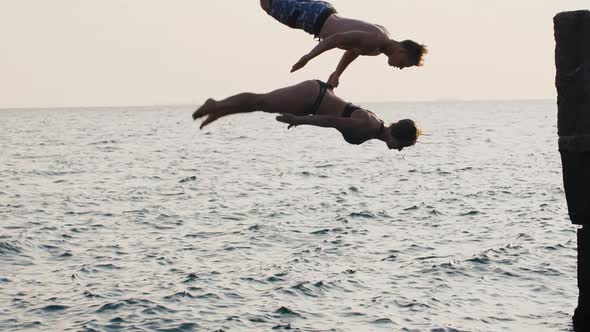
[327,50,360,88]
[290,31,371,72]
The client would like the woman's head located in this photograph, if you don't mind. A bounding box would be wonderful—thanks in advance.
[387,119,421,151]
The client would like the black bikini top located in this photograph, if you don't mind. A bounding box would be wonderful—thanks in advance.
[308,82,384,145]
[340,103,385,145]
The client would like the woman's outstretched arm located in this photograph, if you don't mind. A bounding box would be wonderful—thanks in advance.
[276,114,367,131]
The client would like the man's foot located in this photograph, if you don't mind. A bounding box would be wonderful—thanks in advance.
[192,99,216,120]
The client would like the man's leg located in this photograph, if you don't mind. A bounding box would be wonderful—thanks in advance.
[260,0,271,12]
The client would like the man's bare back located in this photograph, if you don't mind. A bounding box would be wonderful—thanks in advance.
[319,14,388,41]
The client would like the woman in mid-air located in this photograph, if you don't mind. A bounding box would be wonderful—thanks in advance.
[192,80,420,151]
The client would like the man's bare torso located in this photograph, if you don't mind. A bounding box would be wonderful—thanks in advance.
[318,14,390,55]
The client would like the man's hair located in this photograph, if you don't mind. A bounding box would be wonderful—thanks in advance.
[401,40,428,67]
[390,119,421,144]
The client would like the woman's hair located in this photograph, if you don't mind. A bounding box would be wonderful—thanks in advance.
[390,119,421,144]
[400,40,428,67]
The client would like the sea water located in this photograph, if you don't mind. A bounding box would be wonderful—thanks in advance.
[0,101,578,331]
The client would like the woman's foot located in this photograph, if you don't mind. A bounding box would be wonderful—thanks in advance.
[192,98,216,120]
[199,113,220,129]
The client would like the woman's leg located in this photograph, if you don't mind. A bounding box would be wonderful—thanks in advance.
[193,80,319,129]
[193,93,264,128]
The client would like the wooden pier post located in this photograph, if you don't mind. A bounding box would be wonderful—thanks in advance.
[554,10,590,331]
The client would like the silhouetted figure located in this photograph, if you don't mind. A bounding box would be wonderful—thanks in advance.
[259,0,427,88]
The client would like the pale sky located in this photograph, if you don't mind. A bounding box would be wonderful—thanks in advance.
[0,1,588,108]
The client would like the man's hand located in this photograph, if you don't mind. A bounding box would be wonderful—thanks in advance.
[327,72,340,88]
[276,114,301,129]
[291,54,311,73]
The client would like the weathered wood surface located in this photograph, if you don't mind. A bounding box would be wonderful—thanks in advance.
[554,10,590,331]
[555,10,590,224]
[574,228,588,331]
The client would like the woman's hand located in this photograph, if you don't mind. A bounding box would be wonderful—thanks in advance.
[276,114,301,129]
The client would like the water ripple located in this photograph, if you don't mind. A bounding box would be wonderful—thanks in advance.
[0,103,578,331]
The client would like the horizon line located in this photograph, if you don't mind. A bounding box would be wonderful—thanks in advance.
[0,97,556,111]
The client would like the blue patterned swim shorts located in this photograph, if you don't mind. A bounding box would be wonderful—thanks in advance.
[266,0,337,37]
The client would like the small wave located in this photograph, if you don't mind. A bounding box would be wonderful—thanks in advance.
[272,323,293,330]
[248,224,262,231]
[342,311,365,317]
[141,304,178,315]
[97,302,125,313]
[3,204,24,209]
[382,254,398,262]
[223,292,243,300]
[83,291,102,299]
[96,298,171,314]
[465,255,491,265]
[298,171,329,178]
[460,210,481,216]
[158,323,200,332]
[430,327,462,332]
[31,170,83,177]
[266,272,288,283]
[248,315,269,323]
[183,273,199,283]
[88,140,119,145]
[39,304,69,312]
[185,232,224,239]
[195,293,222,300]
[94,263,124,270]
[273,306,302,317]
[515,233,535,242]
[240,277,267,285]
[315,164,335,169]
[0,241,22,255]
[163,291,196,300]
[158,191,185,197]
[518,266,563,277]
[291,282,320,298]
[348,211,376,219]
[224,245,251,251]
[178,176,197,183]
[543,243,566,251]
[311,228,343,235]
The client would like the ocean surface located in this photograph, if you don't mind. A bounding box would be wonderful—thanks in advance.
[0,100,579,332]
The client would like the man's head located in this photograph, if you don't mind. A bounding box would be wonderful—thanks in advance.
[387,119,421,151]
[385,40,427,69]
